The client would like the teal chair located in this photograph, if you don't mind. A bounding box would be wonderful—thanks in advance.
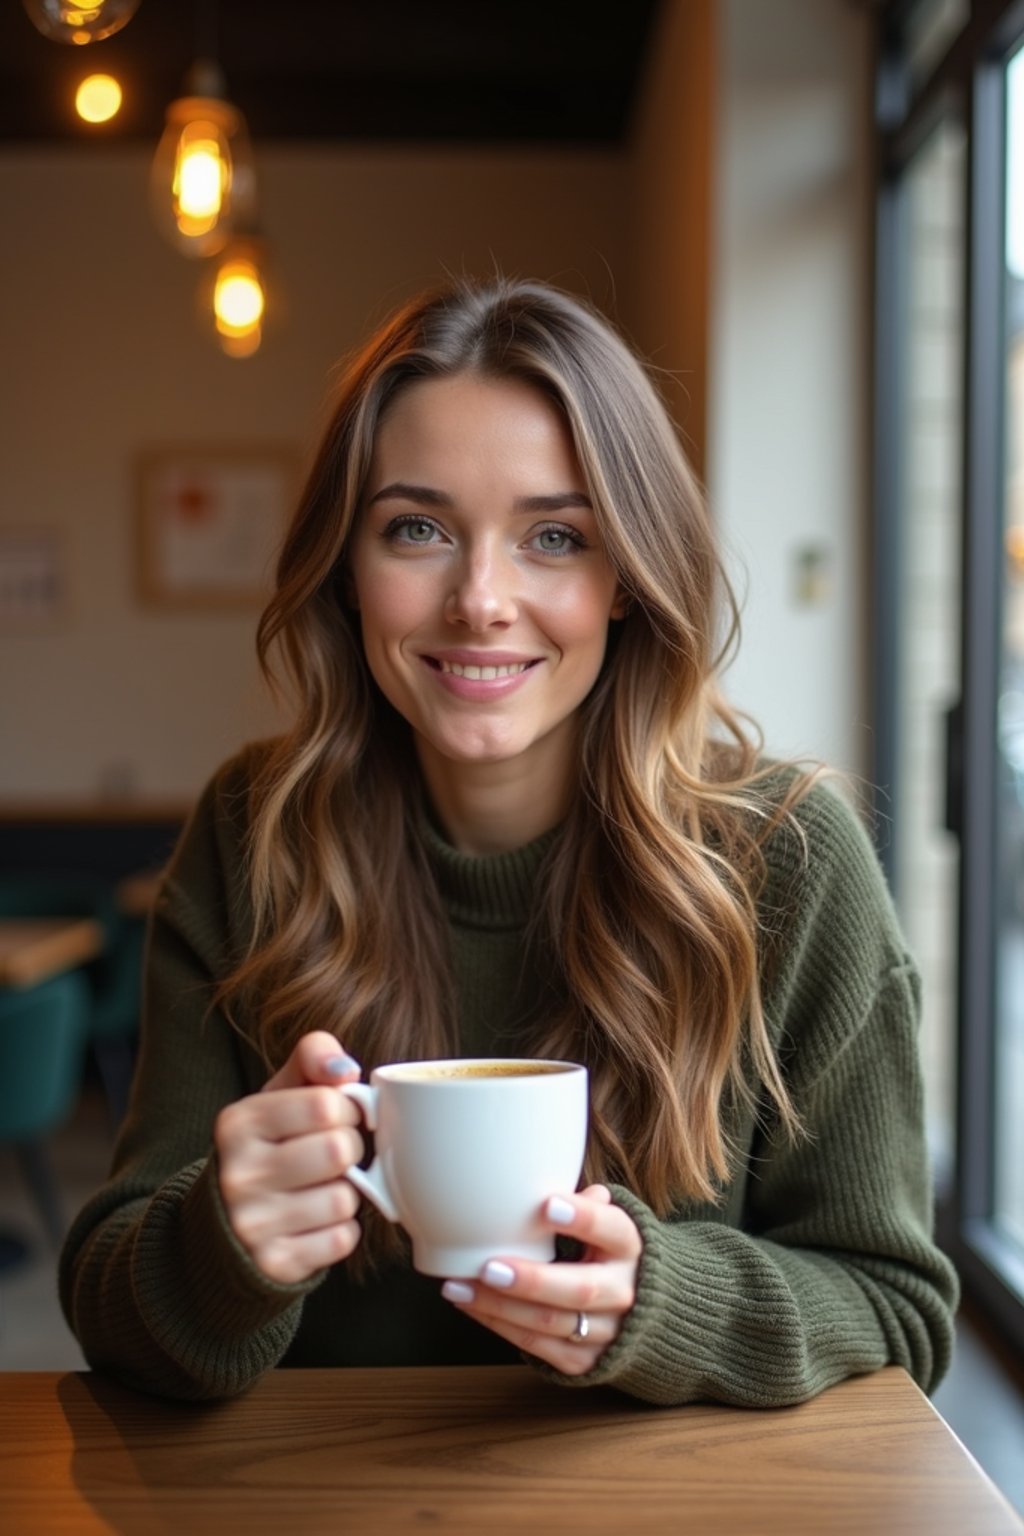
[0,971,91,1251]
[0,877,144,1126]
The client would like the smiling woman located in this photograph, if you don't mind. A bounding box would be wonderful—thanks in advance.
[59,277,957,1407]
[348,373,626,849]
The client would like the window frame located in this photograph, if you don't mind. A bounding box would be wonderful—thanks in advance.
[873,0,1024,1357]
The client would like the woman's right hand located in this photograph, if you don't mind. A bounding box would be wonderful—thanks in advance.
[214,1031,365,1285]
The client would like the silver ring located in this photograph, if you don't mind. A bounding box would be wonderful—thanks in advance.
[569,1310,590,1344]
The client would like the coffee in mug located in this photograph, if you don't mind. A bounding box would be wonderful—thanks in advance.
[338,1058,588,1277]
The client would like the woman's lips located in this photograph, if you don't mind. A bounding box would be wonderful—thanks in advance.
[437,659,531,680]
[420,653,541,698]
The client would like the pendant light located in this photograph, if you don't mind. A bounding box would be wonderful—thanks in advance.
[202,232,270,359]
[151,57,257,259]
[75,73,123,123]
[22,0,140,45]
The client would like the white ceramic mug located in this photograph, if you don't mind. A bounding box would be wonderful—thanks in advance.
[339,1058,588,1277]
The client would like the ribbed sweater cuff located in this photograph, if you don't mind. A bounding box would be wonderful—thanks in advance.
[129,1156,327,1393]
[532,1185,834,1408]
[529,1184,692,1404]
[180,1154,328,1323]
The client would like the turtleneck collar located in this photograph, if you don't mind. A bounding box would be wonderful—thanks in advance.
[418,813,562,930]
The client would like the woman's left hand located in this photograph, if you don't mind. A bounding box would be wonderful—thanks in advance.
[441,1184,642,1376]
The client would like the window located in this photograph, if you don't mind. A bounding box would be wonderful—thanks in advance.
[874,0,1024,1354]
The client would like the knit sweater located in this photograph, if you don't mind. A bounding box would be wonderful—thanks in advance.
[59,745,958,1404]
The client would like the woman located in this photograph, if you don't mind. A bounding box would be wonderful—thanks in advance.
[60,277,957,1403]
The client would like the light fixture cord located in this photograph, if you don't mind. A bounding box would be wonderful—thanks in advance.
[195,0,221,63]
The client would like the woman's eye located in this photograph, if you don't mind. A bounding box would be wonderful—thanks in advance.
[532,525,584,555]
[387,517,440,545]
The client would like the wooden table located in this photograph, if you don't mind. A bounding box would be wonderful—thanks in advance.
[0,1366,1020,1536]
[0,918,104,988]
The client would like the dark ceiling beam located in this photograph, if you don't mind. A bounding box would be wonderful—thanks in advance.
[0,0,661,145]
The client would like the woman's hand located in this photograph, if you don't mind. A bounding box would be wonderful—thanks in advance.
[440,1184,642,1375]
[214,1032,365,1285]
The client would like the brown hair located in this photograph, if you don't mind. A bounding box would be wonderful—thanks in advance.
[216,277,815,1267]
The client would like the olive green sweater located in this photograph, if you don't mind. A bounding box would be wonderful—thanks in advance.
[59,746,958,1404]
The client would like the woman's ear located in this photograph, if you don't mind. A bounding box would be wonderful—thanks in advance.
[610,587,632,621]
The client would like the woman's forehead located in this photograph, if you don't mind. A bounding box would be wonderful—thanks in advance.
[367,373,586,493]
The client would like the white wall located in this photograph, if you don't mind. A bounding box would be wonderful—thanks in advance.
[0,146,627,802]
[706,0,871,774]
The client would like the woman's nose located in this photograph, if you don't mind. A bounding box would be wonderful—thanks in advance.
[444,551,519,629]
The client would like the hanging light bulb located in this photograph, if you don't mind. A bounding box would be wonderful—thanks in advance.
[75,73,122,123]
[151,59,257,259]
[203,235,269,358]
[22,0,140,45]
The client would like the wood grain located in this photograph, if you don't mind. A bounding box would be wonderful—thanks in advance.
[0,1367,1020,1536]
[0,918,104,988]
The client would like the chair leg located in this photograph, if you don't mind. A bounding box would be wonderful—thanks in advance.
[15,1140,65,1248]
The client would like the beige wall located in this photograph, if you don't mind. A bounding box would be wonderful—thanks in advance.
[0,146,627,801]
[707,0,871,774]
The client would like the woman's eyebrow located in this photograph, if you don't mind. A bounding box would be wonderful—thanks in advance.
[367,483,593,514]
[514,492,593,513]
[367,482,452,508]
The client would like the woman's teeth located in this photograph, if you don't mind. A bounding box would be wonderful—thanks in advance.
[439,660,531,680]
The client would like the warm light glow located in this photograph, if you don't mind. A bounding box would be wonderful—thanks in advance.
[22,0,141,45]
[170,122,232,240]
[177,142,225,218]
[152,76,254,258]
[75,73,121,122]
[1008,525,1024,579]
[220,327,262,358]
[212,256,266,357]
[214,260,265,331]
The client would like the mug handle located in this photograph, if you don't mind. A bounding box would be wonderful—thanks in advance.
[337,1082,400,1223]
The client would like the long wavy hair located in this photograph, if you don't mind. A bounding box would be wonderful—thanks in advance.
[216,276,815,1269]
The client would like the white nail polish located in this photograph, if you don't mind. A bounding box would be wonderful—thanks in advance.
[442,1280,475,1304]
[326,1052,361,1077]
[482,1260,516,1288]
[546,1196,576,1226]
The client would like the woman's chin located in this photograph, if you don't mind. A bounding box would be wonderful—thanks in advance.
[415,728,533,773]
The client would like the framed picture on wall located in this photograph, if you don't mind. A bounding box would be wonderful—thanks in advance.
[136,447,298,609]
[0,529,65,630]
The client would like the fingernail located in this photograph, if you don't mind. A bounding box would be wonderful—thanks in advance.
[325,1052,361,1077]
[441,1280,475,1304]
[482,1260,516,1288]
[546,1196,576,1226]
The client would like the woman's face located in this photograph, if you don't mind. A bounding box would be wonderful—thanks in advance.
[348,372,625,790]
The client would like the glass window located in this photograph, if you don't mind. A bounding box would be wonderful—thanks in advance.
[893,118,966,1189]
[904,0,969,88]
[994,42,1024,1269]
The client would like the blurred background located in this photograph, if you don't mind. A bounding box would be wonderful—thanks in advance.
[0,0,1022,1513]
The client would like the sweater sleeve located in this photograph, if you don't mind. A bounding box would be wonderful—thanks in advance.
[537,783,959,1407]
[59,747,325,1400]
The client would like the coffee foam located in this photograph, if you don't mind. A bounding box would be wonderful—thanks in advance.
[388,1060,571,1082]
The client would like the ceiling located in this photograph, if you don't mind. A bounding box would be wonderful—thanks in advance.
[0,1,663,145]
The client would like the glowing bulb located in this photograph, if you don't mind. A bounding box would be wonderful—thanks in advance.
[75,73,121,123]
[214,260,265,331]
[206,246,268,358]
[151,64,256,258]
[175,135,228,224]
[22,0,140,45]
